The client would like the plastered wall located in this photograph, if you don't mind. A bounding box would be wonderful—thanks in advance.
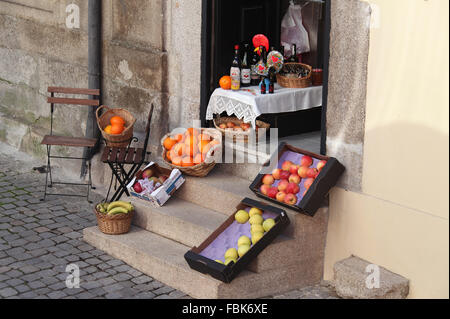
[324,0,449,299]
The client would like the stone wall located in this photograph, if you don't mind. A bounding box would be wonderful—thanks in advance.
[325,0,371,192]
[0,0,202,184]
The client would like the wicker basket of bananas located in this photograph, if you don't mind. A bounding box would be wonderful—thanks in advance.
[94,201,135,235]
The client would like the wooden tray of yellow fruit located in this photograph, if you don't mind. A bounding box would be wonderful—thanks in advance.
[184,198,290,283]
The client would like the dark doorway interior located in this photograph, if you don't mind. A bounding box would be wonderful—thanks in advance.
[201,0,330,154]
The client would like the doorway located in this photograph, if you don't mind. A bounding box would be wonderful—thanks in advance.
[200,0,331,155]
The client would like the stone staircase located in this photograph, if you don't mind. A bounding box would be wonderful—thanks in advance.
[83,163,329,299]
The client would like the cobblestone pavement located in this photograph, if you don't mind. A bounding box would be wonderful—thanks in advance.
[0,144,338,299]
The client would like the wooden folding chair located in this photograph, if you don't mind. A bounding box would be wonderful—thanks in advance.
[41,87,100,202]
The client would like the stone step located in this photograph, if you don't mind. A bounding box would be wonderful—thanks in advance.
[131,197,228,248]
[83,226,323,299]
[173,168,307,237]
[130,196,299,273]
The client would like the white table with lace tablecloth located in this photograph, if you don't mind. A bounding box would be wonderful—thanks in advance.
[206,84,323,128]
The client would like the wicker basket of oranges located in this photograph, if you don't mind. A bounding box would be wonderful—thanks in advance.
[161,128,222,177]
[96,105,136,148]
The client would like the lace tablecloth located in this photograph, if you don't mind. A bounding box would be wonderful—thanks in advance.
[206,84,323,128]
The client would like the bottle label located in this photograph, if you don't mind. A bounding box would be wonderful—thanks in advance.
[230,67,240,90]
[241,69,251,84]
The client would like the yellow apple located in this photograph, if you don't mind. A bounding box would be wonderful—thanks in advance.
[237,236,251,247]
[251,224,265,234]
[235,210,250,224]
[249,207,263,217]
[238,245,251,257]
[263,218,276,232]
[252,232,264,245]
[224,248,238,260]
[249,214,264,225]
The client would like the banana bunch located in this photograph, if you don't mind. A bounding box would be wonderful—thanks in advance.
[96,201,134,216]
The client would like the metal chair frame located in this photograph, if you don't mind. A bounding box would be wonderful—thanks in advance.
[41,87,100,203]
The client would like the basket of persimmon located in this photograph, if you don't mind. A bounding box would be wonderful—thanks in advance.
[213,116,270,143]
[96,105,136,148]
[161,128,222,177]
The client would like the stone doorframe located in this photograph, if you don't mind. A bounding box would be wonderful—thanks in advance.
[200,0,371,192]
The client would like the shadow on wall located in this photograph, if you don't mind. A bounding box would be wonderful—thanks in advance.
[362,122,449,215]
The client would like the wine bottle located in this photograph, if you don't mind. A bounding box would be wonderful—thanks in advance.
[241,44,251,87]
[230,45,241,91]
[288,44,298,63]
[250,48,260,86]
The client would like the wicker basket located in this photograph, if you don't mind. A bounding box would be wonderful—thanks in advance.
[161,128,221,177]
[96,105,136,148]
[276,63,313,89]
[213,116,270,143]
[94,206,134,235]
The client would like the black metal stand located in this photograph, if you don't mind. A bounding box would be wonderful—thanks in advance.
[42,146,95,203]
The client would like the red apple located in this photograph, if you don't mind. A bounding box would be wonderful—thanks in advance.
[133,182,143,193]
[142,169,154,179]
[317,160,327,172]
[286,182,300,195]
[304,178,315,190]
[298,166,309,179]
[260,184,271,195]
[267,187,278,199]
[278,179,289,192]
[272,169,282,180]
[307,168,319,178]
[280,170,290,180]
[282,160,294,171]
[276,191,286,202]
[289,174,301,184]
[284,193,298,205]
[289,164,300,175]
[300,156,313,168]
[262,174,275,185]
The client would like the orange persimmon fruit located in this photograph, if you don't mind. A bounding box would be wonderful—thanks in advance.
[163,137,177,151]
[110,124,125,135]
[110,116,125,127]
[219,76,232,90]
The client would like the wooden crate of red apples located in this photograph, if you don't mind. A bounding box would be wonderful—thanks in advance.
[250,143,345,216]
[127,163,185,207]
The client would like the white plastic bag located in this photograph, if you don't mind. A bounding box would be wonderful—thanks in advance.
[281,1,310,55]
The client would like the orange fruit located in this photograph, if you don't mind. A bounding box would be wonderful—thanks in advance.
[163,137,177,151]
[172,156,183,167]
[110,124,124,135]
[219,75,232,90]
[172,143,184,157]
[104,125,113,134]
[184,135,198,148]
[110,116,125,127]
[185,128,200,136]
[173,134,184,143]
[198,133,211,141]
[194,153,204,164]
[198,140,211,154]
[181,157,195,167]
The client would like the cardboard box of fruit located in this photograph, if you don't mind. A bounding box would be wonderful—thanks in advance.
[184,198,290,283]
[250,143,345,217]
[127,162,185,207]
